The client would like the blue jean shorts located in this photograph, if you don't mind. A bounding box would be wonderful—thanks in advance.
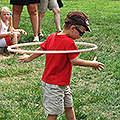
[41,80,73,115]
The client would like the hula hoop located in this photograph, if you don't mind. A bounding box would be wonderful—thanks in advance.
[7,42,98,54]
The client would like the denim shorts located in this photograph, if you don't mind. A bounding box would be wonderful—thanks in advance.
[41,80,73,115]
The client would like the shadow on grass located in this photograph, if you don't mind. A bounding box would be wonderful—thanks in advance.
[19,35,48,43]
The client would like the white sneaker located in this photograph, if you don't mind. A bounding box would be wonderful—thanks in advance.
[33,36,39,42]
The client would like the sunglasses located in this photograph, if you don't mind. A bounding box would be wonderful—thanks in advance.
[75,25,85,36]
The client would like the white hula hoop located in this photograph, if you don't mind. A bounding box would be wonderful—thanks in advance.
[7,42,98,54]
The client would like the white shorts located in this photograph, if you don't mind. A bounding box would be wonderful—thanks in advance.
[41,80,73,115]
[0,38,7,47]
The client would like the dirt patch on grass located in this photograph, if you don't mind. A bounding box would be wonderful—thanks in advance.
[0,54,14,60]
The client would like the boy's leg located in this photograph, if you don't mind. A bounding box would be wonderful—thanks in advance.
[47,114,58,120]
[65,107,76,120]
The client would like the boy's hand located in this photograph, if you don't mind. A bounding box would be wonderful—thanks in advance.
[18,54,30,63]
[92,57,105,71]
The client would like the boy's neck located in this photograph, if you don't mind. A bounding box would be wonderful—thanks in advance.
[58,30,71,37]
[57,31,72,39]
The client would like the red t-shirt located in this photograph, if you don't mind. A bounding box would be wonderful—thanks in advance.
[40,33,79,86]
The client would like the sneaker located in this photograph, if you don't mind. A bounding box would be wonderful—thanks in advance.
[33,36,39,42]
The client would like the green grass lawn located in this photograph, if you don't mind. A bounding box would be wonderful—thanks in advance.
[0,0,120,119]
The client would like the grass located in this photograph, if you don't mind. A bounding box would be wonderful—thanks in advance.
[0,0,120,119]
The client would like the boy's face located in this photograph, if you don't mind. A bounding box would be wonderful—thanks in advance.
[70,25,86,40]
[0,10,11,22]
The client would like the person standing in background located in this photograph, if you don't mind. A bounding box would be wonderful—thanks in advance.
[38,0,62,37]
[10,0,40,42]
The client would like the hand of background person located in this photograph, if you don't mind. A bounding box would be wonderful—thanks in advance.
[7,32,14,38]
[19,29,27,36]
[12,28,27,36]
[18,54,31,63]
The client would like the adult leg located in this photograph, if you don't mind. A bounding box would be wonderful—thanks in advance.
[38,12,45,36]
[27,3,38,37]
[27,3,39,41]
[52,7,61,32]
[12,5,23,29]
[65,107,76,120]
[47,114,58,120]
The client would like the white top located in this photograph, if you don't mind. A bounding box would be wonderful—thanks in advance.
[0,19,9,47]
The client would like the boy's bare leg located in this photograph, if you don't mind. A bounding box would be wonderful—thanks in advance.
[47,114,58,120]
[65,107,76,120]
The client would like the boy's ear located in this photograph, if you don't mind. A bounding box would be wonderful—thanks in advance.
[70,25,75,32]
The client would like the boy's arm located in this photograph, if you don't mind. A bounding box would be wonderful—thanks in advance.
[18,47,43,63]
[70,57,104,71]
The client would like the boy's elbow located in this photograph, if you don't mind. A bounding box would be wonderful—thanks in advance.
[70,58,79,66]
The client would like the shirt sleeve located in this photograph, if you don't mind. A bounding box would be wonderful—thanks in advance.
[40,33,56,50]
[40,39,47,50]
[67,42,80,60]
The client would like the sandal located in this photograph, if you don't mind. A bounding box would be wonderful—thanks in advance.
[33,36,39,42]
[38,33,44,37]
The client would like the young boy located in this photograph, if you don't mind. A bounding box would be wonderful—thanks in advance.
[18,11,104,120]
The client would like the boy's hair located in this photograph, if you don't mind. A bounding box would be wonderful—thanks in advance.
[63,23,73,29]
[64,11,91,32]
[0,6,13,30]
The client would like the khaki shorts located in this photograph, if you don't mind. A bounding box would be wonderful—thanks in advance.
[41,80,73,115]
[38,0,59,12]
